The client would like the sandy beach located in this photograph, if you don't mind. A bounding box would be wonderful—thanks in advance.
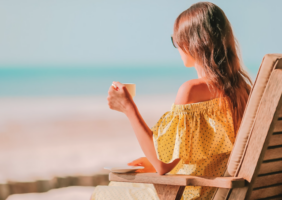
[0,94,175,185]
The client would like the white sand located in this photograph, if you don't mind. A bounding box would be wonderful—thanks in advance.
[0,94,175,182]
[6,186,95,200]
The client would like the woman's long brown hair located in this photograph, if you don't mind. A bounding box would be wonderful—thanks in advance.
[173,2,252,134]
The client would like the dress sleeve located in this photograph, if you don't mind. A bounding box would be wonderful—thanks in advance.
[151,110,185,164]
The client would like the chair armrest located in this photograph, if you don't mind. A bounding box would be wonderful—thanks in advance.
[109,172,246,189]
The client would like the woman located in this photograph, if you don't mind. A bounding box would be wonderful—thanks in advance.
[91,2,252,200]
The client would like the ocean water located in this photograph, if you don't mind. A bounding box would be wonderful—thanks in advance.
[0,65,258,97]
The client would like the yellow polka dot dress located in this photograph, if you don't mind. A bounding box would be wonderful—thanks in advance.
[91,97,235,200]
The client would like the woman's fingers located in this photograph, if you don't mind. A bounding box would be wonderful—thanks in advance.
[127,161,142,166]
[127,157,144,166]
[127,157,156,173]
[107,81,135,113]
[108,84,116,95]
[111,83,117,90]
[112,81,124,90]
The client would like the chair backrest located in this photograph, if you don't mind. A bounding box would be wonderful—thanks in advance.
[213,54,282,200]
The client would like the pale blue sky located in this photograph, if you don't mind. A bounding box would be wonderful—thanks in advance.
[0,0,281,67]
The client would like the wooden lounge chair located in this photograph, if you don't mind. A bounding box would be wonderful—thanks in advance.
[109,54,282,200]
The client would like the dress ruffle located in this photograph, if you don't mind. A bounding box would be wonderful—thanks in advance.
[152,97,235,165]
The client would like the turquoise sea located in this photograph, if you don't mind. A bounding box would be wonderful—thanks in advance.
[0,65,258,97]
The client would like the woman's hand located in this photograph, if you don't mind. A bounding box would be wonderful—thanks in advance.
[128,157,157,173]
[107,81,135,114]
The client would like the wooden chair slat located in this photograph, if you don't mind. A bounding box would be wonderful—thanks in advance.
[278,106,282,118]
[253,173,282,188]
[273,120,282,133]
[8,181,38,194]
[262,196,282,200]
[269,133,282,146]
[264,147,282,161]
[250,184,282,200]
[0,184,10,200]
[259,160,282,175]
[109,172,246,188]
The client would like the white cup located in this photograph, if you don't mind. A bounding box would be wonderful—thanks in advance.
[123,83,136,98]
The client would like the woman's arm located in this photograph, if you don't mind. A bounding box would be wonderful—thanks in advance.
[125,102,180,175]
[107,81,180,175]
[128,157,157,173]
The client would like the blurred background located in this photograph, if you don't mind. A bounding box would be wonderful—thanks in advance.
[0,0,281,199]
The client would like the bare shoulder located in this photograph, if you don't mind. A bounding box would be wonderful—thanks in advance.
[174,79,215,105]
